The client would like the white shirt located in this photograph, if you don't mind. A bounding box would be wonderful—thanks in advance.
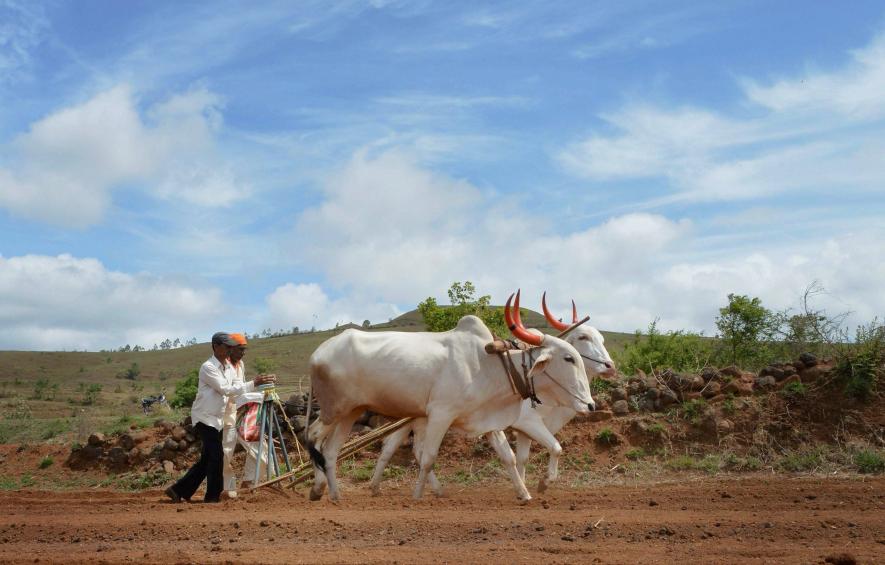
[191,355,255,430]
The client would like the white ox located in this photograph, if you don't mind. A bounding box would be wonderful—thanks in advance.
[369,292,616,495]
[307,292,595,501]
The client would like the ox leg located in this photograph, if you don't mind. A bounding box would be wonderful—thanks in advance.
[308,421,333,501]
[486,431,532,501]
[413,415,452,500]
[514,430,532,482]
[512,418,562,494]
[323,411,361,502]
[370,424,412,496]
[409,419,443,496]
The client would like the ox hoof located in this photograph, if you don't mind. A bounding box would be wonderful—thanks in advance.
[536,479,549,494]
[517,495,532,505]
[309,489,324,501]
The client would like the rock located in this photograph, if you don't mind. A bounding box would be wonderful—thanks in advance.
[759,366,785,380]
[723,380,753,397]
[585,410,613,422]
[799,352,818,367]
[754,375,777,391]
[680,391,703,402]
[800,365,831,382]
[118,434,134,450]
[645,386,660,400]
[107,447,128,467]
[128,447,140,461]
[162,460,175,474]
[87,433,106,446]
[627,381,642,396]
[659,388,679,407]
[706,394,727,404]
[131,431,148,445]
[171,427,186,441]
[611,400,630,416]
[183,416,192,426]
[178,440,188,451]
[184,433,196,443]
[702,382,721,398]
[778,374,801,389]
[610,387,628,402]
[163,438,179,451]
[720,366,742,379]
[683,374,705,391]
[81,445,103,460]
[718,419,734,434]
[636,369,647,380]
[701,368,721,382]
[160,449,178,462]
[781,364,798,377]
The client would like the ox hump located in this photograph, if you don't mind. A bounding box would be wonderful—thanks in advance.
[453,315,494,340]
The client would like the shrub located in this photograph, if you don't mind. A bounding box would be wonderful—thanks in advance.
[715,293,782,369]
[253,357,276,375]
[39,456,54,469]
[780,381,808,399]
[595,427,617,445]
[779,447,825,472]
[170,369,199,408]
[81,384,102,405]
[616,320,714,375]
[590,377,612,395]
[853,449,884,474]
[680,398,707,423]
[834,320,883,401]
[418,281,507,337]
[625,448,645,460]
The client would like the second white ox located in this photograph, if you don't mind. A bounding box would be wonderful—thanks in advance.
[307,291,595,501]
[369,292,616,495]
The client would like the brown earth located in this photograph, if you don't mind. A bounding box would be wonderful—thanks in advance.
[1,477,882,564]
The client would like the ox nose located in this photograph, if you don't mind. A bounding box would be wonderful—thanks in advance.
[587,402,596,412]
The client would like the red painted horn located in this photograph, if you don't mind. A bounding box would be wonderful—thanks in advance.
[506,290,543,346]
[542,291,569,332]
[572,300,578,324]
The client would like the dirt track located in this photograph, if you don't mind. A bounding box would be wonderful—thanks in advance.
[1,476,882,564]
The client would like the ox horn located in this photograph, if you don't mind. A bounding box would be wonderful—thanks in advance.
[572,300,578,323]
[542,291,570,332]
[505,290,543,347]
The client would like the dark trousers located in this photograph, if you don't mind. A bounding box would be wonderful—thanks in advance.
[171,422,223,502]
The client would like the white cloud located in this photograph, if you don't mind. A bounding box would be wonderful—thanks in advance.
[0,253,223,350]
[0,84,248,227]
[263,282,400,332]
[558,31,885,203]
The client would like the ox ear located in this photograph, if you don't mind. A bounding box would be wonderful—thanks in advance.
[527,351,552,376]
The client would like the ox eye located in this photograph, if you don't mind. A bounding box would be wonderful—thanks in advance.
[578,335,588,341]
[564,354,575,364]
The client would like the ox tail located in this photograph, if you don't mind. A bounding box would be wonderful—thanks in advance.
[304,387,326,472]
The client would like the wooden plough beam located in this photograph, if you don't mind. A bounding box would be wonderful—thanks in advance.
[246,417,414,492]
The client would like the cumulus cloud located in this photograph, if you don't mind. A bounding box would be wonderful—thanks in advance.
[0,253,224,350]
[558,31,885,203]
[263,282,400,332]
[0,84,248,227]
[287,148,883,339]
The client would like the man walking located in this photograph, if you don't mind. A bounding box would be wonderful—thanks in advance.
[165,332,274,503]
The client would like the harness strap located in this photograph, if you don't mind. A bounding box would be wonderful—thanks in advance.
[495,350,542,406]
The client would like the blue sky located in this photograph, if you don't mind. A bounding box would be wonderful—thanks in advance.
[1,0,884,350]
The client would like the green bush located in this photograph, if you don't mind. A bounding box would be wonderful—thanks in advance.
[680,398,707,423]
[170,369,199,408]
[616,320,713,375]
[625,448,645,460]
[853,449,884,474]
[39,456,54,469]
[780,381,808,399]
[595,427,617,445]
[835,320,883,401]
[418,281,507,337]
[253,357,276,375]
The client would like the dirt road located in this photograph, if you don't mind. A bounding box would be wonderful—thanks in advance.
[1,476,882,564]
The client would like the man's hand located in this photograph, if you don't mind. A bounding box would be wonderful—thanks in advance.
[254,374,277,386]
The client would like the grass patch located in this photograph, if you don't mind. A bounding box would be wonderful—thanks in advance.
[341,458,376,482]
[680,398,707,423]
[38,456,54,469]
[780,381,808,399]
[665,454,721,474]
[778,447,826,472]
[853,449,884,474]
[99,470,173,491]
[625,448,645,460]
[595,427,617,445]
[590,377,613,395]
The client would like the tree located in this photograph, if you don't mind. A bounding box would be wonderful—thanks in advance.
[418,281,507,337]
[170,369,199,408]
[715,293,779,368]
[253,357,276,375]
[362,320,371,329]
